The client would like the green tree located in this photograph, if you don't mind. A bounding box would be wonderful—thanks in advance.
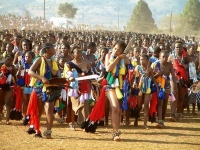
[181,0,200,32]
[126,0,156,33]
[58,3,78,19]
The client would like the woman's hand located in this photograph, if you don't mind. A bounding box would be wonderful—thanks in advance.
[68,77,75,82]
[117,53,127,59]
[19,65,24,71]
[41,77,49,84]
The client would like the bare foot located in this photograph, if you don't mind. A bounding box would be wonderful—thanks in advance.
[6,121,11,125]
[169,116,176,122]
[192,111,197,115]
[144,125,149,129]
[134,120,138,126]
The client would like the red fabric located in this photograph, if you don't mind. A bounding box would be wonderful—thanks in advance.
[128,69,134,83]
[26,91,40,131]
[11,40,16,46]
[80,80,89,94]
[173,59,188,81]
[65,82,69,90]
[101,78,107,87]
[12,84,17,99]
[88,86,106,121]
[0,76,7,84]
[1,65,8,74]
[25,72,30,85]
[15,86,22,110]
[182,49,187,57]
[173,50,188,81]
[128,95,137,108]
[149,92,158,116]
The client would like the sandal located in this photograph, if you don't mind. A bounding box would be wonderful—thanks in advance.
[192,110,197,115]
[6,121,11,125]
[176,113,182,121]
[113,131,121,141]
[27,128,36,134]
[57,118,65,124]
[35,130,42,138]
[69,122,77,131]
[156,120,165,128]
[43,130,52,139]
[169,114,176,122]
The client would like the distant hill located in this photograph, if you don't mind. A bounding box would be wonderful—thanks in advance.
[0,0,187,30]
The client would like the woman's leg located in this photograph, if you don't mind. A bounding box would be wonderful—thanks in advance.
[162,90,170,120]
[143,94,151,129]
[106,90,120,132]
[38,98,44,118]
[44,101,54,138]
[125,105,130,125]
[22,93,29,117]
[105,97,110,126]
[78,100,89,124]
[134,95,143,126]
[4,89,12,124]
[177,84,186,120]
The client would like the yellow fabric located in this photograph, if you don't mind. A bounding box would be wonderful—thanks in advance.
[63,63,70,78]
[52,60,59,71]
[146,88,151,94]
[29,78,37,86]
[115,87,123,99]
[2,51,7,58]
[40,57,46,76]
[132,61,137,67]
[55,99,60,107]
[12,77,15,83]
[156,76,165,89]
[29,57,59,89]
[119,64,126,75]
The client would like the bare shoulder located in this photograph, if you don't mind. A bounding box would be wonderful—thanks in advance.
[168,54,174,63]
[33,57,42,66]
[125,57,130,65]
[15,51,20,56]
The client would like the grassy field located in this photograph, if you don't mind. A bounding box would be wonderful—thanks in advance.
[0,108,200,150]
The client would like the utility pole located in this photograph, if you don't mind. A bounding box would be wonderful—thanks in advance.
[118,4,120,31]
[44,0,46,20]
[169,12,172,36]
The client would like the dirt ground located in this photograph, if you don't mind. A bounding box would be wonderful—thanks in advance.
[0,107,200,150]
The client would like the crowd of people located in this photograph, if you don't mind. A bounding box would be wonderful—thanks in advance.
[0,14,54,30]
[0,27,200,141]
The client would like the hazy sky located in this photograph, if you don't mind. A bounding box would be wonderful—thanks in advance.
[0,0,187,29]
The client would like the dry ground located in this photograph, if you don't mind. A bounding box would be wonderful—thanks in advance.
[0,106,200,150]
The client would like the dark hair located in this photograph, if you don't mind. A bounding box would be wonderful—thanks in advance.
[143,38,150,42]
[154,46,161,54]
[40,42,54,54]
[62,42,70,50]
[101,47,108,53]
[5,53,14,59]
[114,40,126,52]
[57,55,65,62]
[72,45,81,53]
[87,42,96,49]
[175,40,183,45]
[141,54,149,60]
[159,50,168,56]
[21,38,32,50]
[25,51,35,58]
[188,44,195,50]
[7,43,14,49]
